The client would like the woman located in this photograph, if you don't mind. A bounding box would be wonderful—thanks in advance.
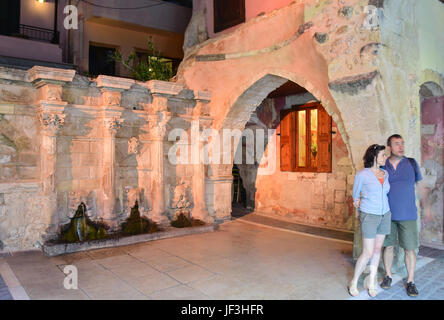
[348,144,391,297]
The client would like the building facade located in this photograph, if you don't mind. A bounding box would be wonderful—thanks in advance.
[0,0,191,76]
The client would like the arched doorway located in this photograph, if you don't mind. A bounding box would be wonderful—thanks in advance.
[204,73,355,232]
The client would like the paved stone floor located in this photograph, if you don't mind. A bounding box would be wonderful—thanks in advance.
[0,219,442,300]
[0,274,12,300]
[373,246,444,300]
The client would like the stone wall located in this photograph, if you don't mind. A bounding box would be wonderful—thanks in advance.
[0,66,212,252]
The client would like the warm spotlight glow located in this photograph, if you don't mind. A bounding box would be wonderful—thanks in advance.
[37,0,45,3]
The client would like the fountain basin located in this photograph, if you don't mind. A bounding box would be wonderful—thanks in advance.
[42,224,215,256]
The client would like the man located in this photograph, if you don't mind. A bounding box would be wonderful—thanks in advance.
[380,134,423,297]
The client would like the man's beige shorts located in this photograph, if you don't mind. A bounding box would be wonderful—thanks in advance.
[383,220,419,251]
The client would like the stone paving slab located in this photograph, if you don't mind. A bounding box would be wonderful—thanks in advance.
[373,256,444,300]
[237,212,354,243]
[0,274,12,300]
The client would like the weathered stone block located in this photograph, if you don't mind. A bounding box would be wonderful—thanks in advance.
[17,154,38,166]
[12,105,35,116]
[334,203,345,216]
[347,174,355,185]
[334,180,347,191]
[312,195,325,209]
[0,105,14,115]
[16,166,39,180]
[335,190,346,203]
[78,153,100,166]
[314,182,326,195]
[79,178,100,190]
[72,167,90,180]
[335,171,346,180]
[71,140,90,153]
[57,180,74,192]
[89,141,101,153]
[316,173,328,182]
[89,167,102,179]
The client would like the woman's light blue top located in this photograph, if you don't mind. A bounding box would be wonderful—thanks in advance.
[352,168,390,215]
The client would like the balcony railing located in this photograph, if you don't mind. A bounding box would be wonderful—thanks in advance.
[5,24,60,44]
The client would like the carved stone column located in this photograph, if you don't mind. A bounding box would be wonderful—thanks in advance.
[205,167,234,222]
[102,116,123,227]
[149,104,171,226]
[131,112,151,217]
[38,108,66,194]
[191,91,213,223]
[28,67,75,194]
[96,75,134,229]
[145,81,182,226]
[28,66,75,232]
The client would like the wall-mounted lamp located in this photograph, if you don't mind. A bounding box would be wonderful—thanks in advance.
[37,0,45,3]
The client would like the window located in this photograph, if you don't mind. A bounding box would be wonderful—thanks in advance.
[280,102,332,173]
[214,0,245,33]
[0,0,20,36]
[135,51,181,76]
[89,44,116,76]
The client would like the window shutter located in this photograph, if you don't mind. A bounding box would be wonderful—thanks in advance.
[317,106,332,173]
[280,109,295,171]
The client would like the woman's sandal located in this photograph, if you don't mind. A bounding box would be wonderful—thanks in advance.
[347,282,359,297]
[364,275,378,297]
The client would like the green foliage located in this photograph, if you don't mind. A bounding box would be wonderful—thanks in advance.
[171,212,205,228]
[113,37,175,81]
[121,201,159,235]
[61,203,108,243]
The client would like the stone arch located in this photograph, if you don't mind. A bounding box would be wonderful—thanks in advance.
[216,70,353,169]
[420,81,444,99]
[201,68,356,224]
[418,69,444,97]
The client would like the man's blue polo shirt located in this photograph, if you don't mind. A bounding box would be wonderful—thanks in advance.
[383,157,422,221]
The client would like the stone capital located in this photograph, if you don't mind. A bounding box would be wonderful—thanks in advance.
[144,80,184,96]
[193,90,211,102]
[28,66,76,84]
[100,89,123,107]
[36,83,67,103]
[150,95,169,113]
[104,116,124,136]
[149,111,171,139]
[96,75,135,91]
[27,66,74,105]
[28,67,75,104]
[199,117,214,129]
[128,137,140,155]
[38,109,66,136]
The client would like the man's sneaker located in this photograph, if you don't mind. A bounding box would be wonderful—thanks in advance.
[380,276,392,290]
[406,282,419,297]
